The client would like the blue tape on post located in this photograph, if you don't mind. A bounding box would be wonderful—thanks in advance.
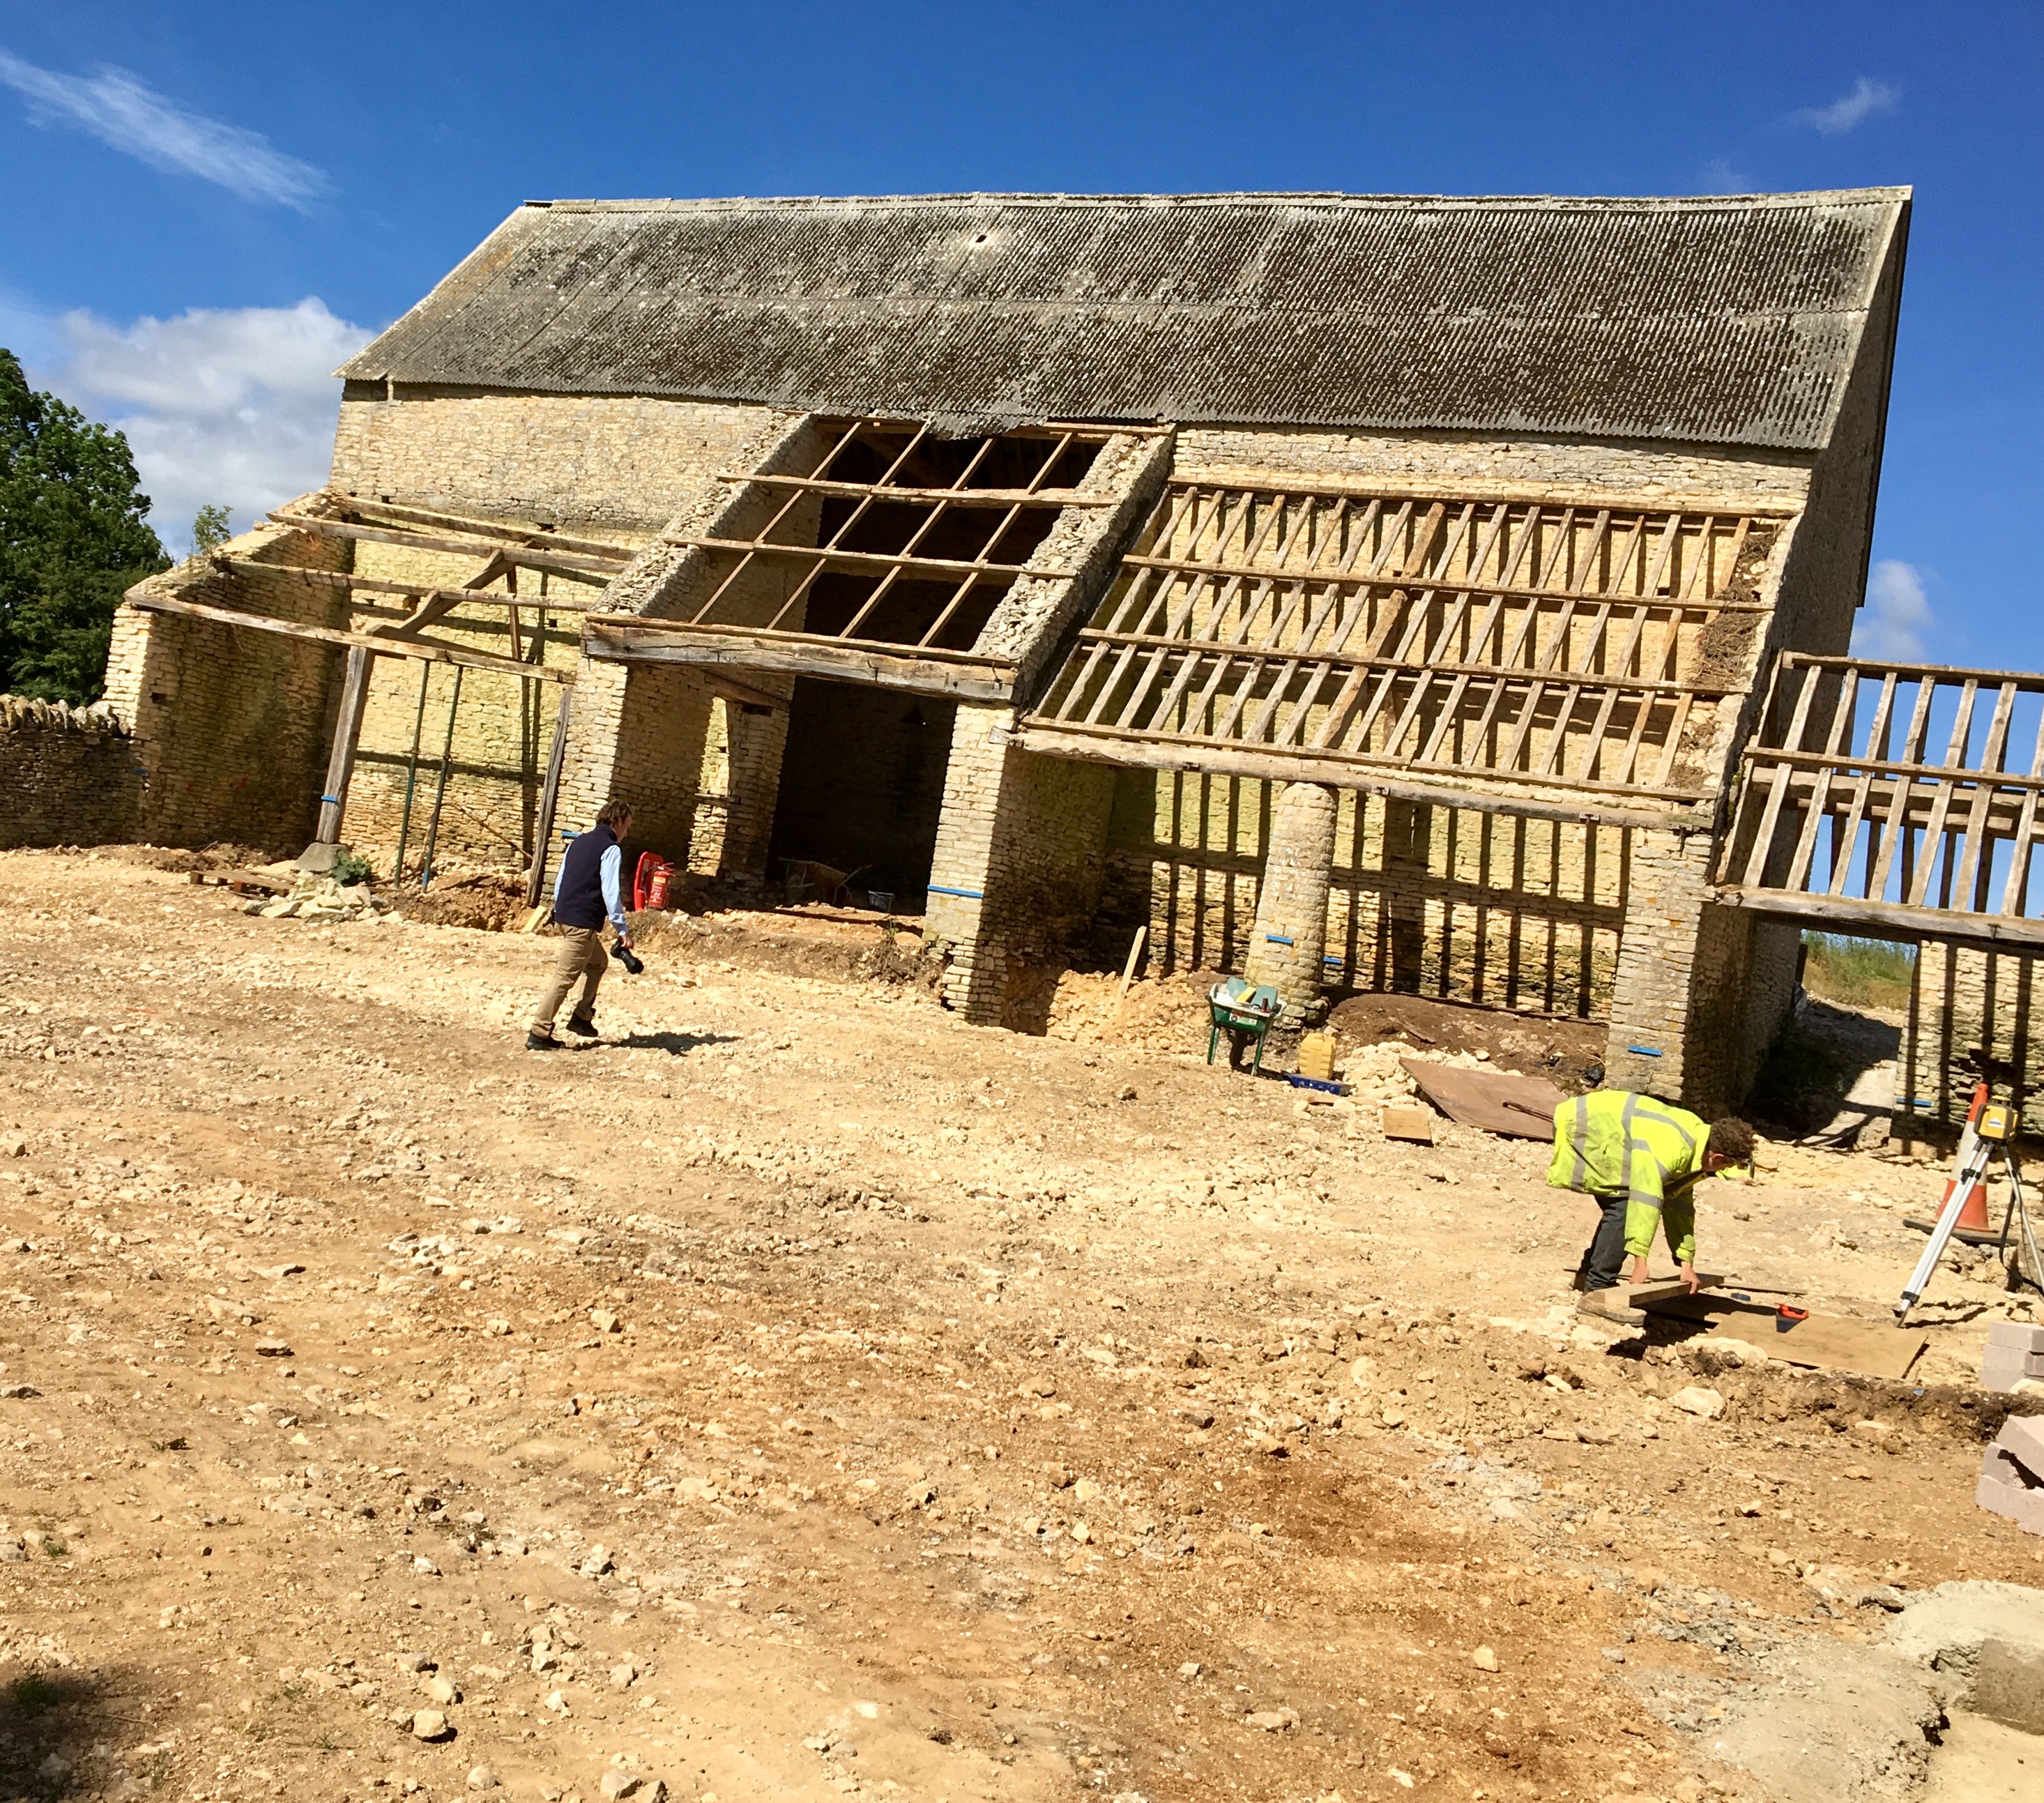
[1626,1045,1663,1057]
[926,884,984,899]
[1264,934,1294,945]
[319,794,341,804]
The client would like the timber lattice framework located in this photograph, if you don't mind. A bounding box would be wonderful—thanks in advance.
[1717,653,2044,952]
[1017,478,1787,832]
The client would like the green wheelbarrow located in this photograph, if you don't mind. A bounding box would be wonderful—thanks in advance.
[1207,977,1283,1074]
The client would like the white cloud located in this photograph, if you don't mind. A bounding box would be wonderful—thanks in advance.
[0,50,325,207]
[1795,77,1900,137]
[1852,558,1934,661]
[1698,158,1750,194]
[37,298,373,552]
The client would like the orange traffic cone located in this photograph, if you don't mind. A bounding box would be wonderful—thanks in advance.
[1943,1177,1994,1233]
[1947,1082,1995,1232]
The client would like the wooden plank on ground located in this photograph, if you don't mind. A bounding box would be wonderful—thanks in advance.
[1644,1293,1926,1380]
[1398,1060,1567,1138]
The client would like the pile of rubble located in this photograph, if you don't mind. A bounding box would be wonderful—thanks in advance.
[1334,1037,1497,1109]
[246,872,396,925]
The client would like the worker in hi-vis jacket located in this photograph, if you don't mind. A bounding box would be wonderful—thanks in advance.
[1547,1091,1753,1301]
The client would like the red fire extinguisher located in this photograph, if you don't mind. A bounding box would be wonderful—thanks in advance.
[632,853,676,911]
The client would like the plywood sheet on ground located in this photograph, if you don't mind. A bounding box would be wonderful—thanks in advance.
[1402,1061,1566,1139]
[1646,1292,1926,1380]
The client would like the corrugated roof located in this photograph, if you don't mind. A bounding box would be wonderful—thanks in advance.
[339,190,1910,451]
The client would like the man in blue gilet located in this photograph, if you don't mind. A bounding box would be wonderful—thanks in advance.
[526,800,633,1051]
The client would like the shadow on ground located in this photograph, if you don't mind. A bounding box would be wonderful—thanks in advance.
[0,1668,153,1799]
[597,1030,741,1056]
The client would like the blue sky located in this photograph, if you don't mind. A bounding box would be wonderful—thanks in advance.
[0,1,2036,671]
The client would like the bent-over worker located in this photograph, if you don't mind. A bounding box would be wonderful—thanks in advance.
[526,799,633,1051]
[1547,1091,1753,1300]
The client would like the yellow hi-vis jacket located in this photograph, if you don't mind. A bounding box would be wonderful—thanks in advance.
[1546,1090,1707,1263]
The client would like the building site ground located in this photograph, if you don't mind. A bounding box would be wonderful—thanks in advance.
[1,848,2041,1803]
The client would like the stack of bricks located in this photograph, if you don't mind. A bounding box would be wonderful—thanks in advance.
[1978,1405,2044,1535]
[1983,1321,2044,1394]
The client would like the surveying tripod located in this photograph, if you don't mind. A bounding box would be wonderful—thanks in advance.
[1896,1081,2044,1325]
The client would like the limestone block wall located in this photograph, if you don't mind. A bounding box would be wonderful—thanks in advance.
[331,388,787,535]
[337,535,590,876]
[926,713,1118,1028]
[553,657,729,876]
[1902,944,2044,1133]
[105,522,351,854]
[1172,426,1813,512]
[0,697,140,849]
[1101,772,1627,1018]
[1242,784,1338,1017]
[1602,830,1794,1113]
[687,699,733,876]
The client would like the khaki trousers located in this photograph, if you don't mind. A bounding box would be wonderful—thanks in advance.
[531,925,607,1032]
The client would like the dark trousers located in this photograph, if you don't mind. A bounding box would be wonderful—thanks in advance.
[1573,1192,1630,1292]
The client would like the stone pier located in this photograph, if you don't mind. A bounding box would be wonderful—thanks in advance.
[1243,782,1338,1021]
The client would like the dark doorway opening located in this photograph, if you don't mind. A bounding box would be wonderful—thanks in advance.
[767,678,955,906]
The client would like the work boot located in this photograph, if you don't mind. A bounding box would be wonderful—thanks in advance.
[565,1010,598,1039]
[525,1029,560,1052]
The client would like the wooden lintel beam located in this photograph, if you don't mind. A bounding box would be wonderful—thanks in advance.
[1711,884,2044,951]
[125,592,573,686]
[584,621,1015,703]
[269,513,623,579]
[670,536,1073,582]
[1012,722,1707,831]
[713,472,1110,507]
[1114,553,1771,616]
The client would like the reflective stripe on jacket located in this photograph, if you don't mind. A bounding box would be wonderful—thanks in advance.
[1546,1090,1708,1262]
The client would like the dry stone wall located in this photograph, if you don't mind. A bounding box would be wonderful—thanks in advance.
[0,697,139,849]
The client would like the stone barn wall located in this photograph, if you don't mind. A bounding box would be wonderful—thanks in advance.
[321,391,800,876]
[1902,942,2044,1134]
[103,525,352,855]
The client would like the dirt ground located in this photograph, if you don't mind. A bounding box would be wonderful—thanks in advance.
[1,848,2041,1803]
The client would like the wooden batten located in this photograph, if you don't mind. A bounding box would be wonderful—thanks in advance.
[126,592,573,686]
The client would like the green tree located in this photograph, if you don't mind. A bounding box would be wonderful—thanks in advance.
[0,349,169,704]
[191,503,232,558]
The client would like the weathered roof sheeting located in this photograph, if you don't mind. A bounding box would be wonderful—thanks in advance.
[341,190,1909,452]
